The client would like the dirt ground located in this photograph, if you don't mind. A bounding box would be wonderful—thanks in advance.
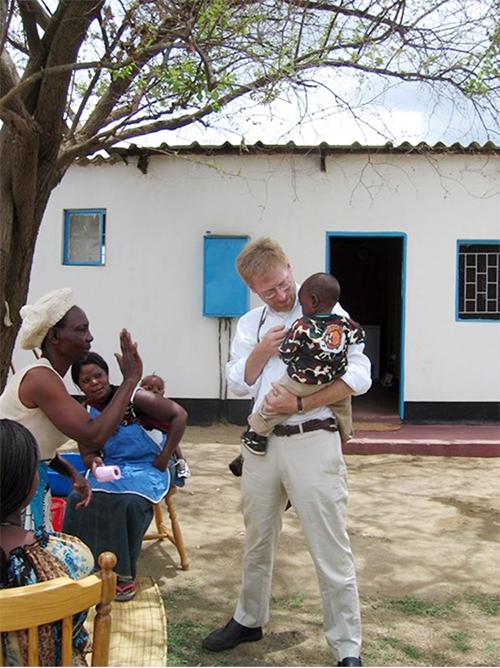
[139,425,500,667]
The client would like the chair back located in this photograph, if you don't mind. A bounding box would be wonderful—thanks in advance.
[0,551,116,666]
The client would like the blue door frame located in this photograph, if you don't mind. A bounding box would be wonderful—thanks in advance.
[326,231,407,420]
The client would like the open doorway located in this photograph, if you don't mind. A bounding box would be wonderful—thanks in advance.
[328,233,406,421]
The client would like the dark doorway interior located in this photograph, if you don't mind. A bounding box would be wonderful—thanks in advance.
[329,235,404,421]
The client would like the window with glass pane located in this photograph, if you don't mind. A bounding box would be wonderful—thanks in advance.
[457,241,500,320]
[63,209,106,265]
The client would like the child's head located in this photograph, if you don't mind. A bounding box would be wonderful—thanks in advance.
[298,273,341,316]
[140,374,165,396]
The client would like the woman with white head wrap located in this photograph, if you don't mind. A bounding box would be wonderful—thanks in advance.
[0,287,143,530]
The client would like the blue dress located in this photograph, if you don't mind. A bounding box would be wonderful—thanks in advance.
[29,460,51,530]
[85,406,170,502]
[63,407,172,581]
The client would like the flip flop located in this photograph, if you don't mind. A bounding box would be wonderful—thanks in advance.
[115,581,138,602]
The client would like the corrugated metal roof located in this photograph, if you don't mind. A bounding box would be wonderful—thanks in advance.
[78,140,500,165]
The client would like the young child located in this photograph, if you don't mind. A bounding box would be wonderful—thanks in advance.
[241,272,365,455]
[139,373,190,480]
[140,373,167,396]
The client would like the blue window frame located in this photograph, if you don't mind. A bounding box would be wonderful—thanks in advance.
[456,240,500,321]
[63,209,106,266]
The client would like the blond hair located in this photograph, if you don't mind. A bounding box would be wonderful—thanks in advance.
[236,237,289,286]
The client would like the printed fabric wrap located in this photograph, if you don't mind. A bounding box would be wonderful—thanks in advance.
[0,531,94,666]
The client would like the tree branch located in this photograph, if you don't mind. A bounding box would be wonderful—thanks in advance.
[58,70,290,166]
[0,59,104,111]
[0,49,35,128]
[21,0,50,29]
[77,30,175,141]
[6,35,29,55]
[32,0,104,135]
[0,0,15,56]
[319,57,472,94]
[283,0,409,33]
[18,0,45,57]
[67,6,131,138]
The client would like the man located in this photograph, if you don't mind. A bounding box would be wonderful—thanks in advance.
[202,238,371,666]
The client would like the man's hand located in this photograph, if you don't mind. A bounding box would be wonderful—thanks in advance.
[72,473,92,508]
[244,326,288,386]
[262,378,353,417]
[261,382,296,416]
[259,325,288,356]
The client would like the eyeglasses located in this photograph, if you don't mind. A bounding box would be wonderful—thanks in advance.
[257,274,294,301]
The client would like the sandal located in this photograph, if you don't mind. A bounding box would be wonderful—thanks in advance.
[115,581,138,602]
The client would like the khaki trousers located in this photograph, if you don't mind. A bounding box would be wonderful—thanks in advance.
[234,429,362,661]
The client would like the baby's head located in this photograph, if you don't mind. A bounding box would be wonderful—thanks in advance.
[298,273,341,316]
[140,374,165,396]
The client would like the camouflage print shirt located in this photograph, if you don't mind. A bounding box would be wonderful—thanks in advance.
[279,313,366,385]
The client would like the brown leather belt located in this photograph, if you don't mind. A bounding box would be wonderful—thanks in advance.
[273,417,338,437]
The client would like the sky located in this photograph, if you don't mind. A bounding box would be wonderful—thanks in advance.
[135,71,500,149]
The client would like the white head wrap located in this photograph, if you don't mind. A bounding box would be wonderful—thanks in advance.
[19,288,75,350]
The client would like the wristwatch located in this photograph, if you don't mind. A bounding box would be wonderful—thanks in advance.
[297,396,305,414]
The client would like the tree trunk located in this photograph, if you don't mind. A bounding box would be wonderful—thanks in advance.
[0,121,62,391]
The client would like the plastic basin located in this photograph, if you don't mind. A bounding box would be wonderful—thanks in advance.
[47,452,86,497]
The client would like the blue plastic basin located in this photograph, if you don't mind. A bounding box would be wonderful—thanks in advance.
[47,452,86,497]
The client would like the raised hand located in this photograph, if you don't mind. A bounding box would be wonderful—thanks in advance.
[115,329,143,385]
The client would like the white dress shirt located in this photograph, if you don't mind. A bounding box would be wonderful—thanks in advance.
[226,290,372,426]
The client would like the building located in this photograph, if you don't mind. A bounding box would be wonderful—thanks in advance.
[12,141,500,424]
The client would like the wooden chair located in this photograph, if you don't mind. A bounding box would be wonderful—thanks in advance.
[143,487,189,570]
[0,551,117,667]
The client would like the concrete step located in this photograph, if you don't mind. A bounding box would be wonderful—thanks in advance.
[345,423,500,457]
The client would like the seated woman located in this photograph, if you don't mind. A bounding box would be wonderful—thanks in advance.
[0,419,94,666]
[63,353,188,602]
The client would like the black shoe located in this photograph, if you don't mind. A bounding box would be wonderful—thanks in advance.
[338,657,362,666]
[241,429,268,455]
[202,618,263,652]
[229,454,244,477]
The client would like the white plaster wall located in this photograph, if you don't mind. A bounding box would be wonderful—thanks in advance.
[12,150,500,403]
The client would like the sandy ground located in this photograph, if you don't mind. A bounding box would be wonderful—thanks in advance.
[139,425,500,667]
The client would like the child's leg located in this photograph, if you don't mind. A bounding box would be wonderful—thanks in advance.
[328,395,353,444]
[171,446,190,479]
[240,428,268,455]
[173,444,184,460]
[247,410,282,435]
[247,374,298,435]
[243,378,332,456]
[247,376,327,434]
